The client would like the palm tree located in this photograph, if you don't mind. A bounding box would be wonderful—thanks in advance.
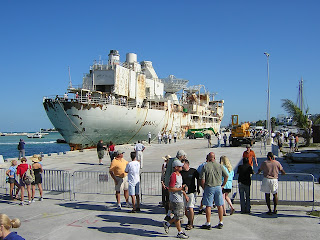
[271,117,277,132]
[281,99,312,146]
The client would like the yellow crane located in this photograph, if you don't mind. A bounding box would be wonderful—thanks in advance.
[230,115,254,146]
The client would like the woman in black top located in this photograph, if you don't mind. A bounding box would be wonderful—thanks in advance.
[237,158,253,214]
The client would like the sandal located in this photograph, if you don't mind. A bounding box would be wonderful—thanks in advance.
[185,225,193,230]
[230,208,235,215]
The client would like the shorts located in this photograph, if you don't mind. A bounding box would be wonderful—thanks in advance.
[222,188,231,194]
[115,176,128,192]
[183,192,196,208]
[32,174,42,185]
[170,202,184,221]
[19,178,31,187]
[8,178,19,185]
[260,177,278,194]
[128,182,140,195]
[203,186,224,207]
[97,150,104,159]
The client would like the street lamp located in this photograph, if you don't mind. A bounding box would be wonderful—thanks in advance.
[264,52,271,143]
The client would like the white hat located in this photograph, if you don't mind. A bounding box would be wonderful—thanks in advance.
[172,160,184,168]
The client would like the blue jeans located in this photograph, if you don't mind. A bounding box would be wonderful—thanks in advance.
[19,149,25,159]
[239,183,251,213]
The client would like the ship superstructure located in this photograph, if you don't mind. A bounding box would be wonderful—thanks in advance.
[43,50,224,149]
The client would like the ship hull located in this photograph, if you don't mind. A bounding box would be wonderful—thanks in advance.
[43,100,221,148]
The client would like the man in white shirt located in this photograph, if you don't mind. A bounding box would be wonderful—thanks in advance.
[134,140,145,169]
[148,132,152,144]
[174,132,177,143]
[125,152,141,213]
[158,132,162,144]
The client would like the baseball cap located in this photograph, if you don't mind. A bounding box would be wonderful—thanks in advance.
[172,160,184,168]
[115,150,125,156]
[176,150,187,157]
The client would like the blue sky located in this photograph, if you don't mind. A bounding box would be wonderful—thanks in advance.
[1,0,319,132]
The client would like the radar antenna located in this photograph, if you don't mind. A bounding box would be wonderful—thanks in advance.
[68,66,72,88]
[161,75,189,93]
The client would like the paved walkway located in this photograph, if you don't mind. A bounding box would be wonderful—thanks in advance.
[1,137,319,239]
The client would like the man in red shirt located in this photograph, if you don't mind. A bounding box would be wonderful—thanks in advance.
[242,145,258,167]
[16,157,32,205]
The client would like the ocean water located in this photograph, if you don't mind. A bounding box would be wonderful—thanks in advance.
[0,132,70,160]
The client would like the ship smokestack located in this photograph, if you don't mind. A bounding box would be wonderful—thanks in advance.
[108,50,120,66]
[126,53,137,63]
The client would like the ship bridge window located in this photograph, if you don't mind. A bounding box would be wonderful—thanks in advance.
[192,116,199,122]
[96,85,113,93]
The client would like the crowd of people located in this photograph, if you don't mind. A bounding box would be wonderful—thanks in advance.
[158,132,178,144]
[7,133,287,239]
[91,134,287,239]
[159,147,285,238]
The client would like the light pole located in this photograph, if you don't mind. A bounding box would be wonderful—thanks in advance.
[264,52,271,143]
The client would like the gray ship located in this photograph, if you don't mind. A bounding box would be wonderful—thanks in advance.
[43,50,224,149]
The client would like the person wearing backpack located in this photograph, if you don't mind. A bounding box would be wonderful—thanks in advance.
[30,155,43,202]
[16,158,32,206]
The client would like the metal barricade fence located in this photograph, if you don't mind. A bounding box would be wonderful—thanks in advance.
[0,168,8,194]
[1,169,315,207]
[72,171,114,200]
[233,173,315,207]
[140,172,162,197]
[42,169,72,200]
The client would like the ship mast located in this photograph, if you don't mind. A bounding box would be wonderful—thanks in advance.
[296,77,308,114]
[298,77,304,112]
[68,66,72,89]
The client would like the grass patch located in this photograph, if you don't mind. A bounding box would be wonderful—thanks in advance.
[307,210,320,217]
[307,143,320,148]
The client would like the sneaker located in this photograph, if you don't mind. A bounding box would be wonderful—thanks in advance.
[216,223,223,229]
[177,232,189,239]
[39,197,43,201]
[117,205,121,210]
[198,208,205,215]
[200,224,212,230]
[163,221,170,234]
[164,215,172,222]
[19,202,24,206]
[125,202,131,208]
[136,207,141,212]
[31,199,36,203]
[28,201,32,205]
[129,209,136,213]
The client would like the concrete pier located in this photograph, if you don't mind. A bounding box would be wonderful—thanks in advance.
[0,137,319,240]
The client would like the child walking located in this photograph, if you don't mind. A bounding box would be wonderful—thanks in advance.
[163,160,189,239]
